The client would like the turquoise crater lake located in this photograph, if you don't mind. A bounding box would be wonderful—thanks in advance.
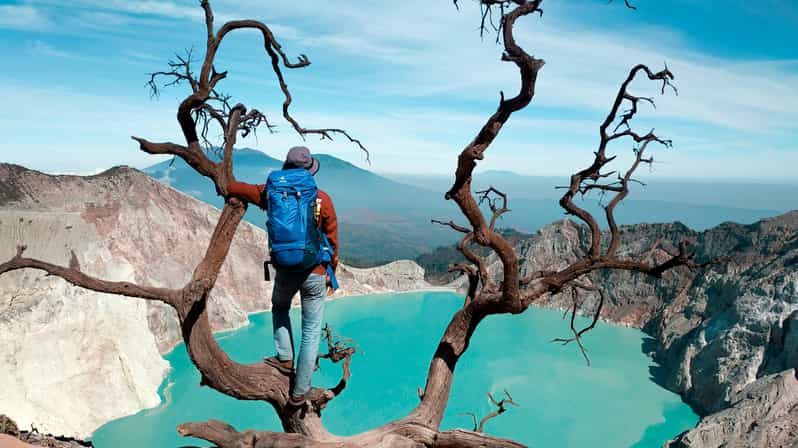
[93,291,697,447]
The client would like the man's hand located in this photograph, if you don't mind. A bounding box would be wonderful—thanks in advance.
[326,274,334,296]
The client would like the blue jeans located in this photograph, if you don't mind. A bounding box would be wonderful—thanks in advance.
[271,270,326,397]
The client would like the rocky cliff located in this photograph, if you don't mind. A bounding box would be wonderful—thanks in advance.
[336,260,433,295]
[448,213,798,446]
[0,164,430,439]
[667,369,798,448]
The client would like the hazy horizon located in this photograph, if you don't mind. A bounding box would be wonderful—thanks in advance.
[12,146,798,186]
[6,145,796,217]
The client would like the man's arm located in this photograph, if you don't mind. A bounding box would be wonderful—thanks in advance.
[318,190,339,271]
[227,181,266,208]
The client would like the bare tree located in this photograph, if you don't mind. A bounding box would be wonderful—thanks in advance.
[0,1,706,446]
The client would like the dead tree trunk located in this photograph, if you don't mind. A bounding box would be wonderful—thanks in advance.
[0,1,710,446]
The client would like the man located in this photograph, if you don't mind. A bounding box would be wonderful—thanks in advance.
[227,146,338,406]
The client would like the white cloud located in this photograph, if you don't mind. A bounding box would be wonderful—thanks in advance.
[0,80,177,174]
[114,0,201,20]
[123,50,164,63]
[26,40,72,58]
[220,0,798,135]
[0,5,49,30]
[26,0,202,21]
[75,11,134,28]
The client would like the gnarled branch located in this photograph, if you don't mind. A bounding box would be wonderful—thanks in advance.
[477,186,510,230]
[0,245,178,305]
[478,390,519,432]
[414,1,706,438]
[317,324,357,403]
[551,286,605,366]
[177,420,342,448]
[559,63,675,260]
[132,0,368,194]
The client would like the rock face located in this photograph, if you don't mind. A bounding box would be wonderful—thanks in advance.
[666,369,798,448]
[449,213,798,446]
[0,164,430,439]
[337,260,432,296]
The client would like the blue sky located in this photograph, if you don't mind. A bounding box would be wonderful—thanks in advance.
[0,0,796,181]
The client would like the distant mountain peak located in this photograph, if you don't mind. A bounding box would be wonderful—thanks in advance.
[187,148,365,170]
[479,169,524,177]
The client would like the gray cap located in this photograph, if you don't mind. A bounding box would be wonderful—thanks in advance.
[284,146,319,175]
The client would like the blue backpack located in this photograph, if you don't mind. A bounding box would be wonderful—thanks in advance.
[265,169,335,280]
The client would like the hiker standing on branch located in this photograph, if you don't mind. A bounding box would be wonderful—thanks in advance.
[227,146,339,406]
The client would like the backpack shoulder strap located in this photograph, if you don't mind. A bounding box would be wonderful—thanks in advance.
[315,197,322,225]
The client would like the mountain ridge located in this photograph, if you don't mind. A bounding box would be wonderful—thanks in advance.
[387,170,798,213]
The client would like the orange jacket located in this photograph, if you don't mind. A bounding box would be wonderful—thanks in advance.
[228,180,339,275]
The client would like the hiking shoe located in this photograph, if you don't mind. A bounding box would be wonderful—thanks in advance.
[287,387,327,407]
[263,356,293,375]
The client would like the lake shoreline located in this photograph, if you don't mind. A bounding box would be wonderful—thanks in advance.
[93,291,699,448]
[94,285,654,444]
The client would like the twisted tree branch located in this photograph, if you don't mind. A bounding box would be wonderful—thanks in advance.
[477,390,519,432]
[177,420,342,448]
[0,245,178,305]
[551,286,605,366]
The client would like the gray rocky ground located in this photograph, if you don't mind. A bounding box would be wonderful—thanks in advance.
[667,369,798,448]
